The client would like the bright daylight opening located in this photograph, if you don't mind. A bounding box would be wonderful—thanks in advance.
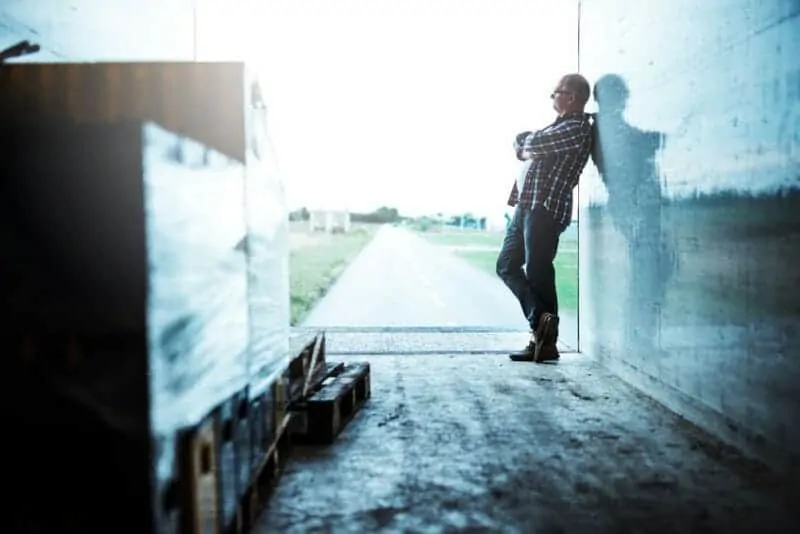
[249,0,582,354]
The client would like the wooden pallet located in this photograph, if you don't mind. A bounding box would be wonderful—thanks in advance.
[216,389,251,534]
[164,332,333,533]
[248,389,275,477]
[289,362,371,445]
[240,413,293,531]
[287,332,329,403]
[178,413,220,534]
[305,361,345,397]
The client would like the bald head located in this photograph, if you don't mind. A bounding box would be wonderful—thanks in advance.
[561,74,591,106]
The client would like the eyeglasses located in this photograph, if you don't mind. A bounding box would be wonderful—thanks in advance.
[550,90,574,99]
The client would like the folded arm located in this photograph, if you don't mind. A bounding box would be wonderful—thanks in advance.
[520,119,590,158]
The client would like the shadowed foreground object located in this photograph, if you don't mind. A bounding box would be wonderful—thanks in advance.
[1,60,290,533]
[1,119,251,532]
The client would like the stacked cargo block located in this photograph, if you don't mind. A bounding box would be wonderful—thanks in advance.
[0,62,292,534]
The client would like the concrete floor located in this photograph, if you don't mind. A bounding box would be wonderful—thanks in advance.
[256,352,798,534]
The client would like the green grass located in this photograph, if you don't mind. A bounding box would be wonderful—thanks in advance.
[419,228,579,313]
[453,248,578,312]
[289,225,377,325]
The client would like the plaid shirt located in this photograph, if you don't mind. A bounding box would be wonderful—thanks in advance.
[508,112,594,229]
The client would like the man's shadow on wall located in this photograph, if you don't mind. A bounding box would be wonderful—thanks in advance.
[591,74,675,351]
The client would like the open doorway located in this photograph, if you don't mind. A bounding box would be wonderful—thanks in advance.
[255,0,582,354]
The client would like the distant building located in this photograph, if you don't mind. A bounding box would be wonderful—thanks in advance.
[309,209,351,233]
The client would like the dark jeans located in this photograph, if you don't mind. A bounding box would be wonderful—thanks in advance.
[496,205,561,331]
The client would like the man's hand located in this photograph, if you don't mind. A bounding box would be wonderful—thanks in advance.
[514,131,532,150]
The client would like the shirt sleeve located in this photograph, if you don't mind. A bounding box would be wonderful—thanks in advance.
[507,182,519,207]
[521,119,589,157]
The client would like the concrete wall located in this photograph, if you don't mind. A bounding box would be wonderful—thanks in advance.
[578,0,800,476]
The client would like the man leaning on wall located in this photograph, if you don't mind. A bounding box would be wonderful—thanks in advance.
[496,73,594,363]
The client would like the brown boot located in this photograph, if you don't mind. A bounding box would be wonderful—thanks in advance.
[535,342,560,363]
[509,332,536,362]
[534,313,560,363]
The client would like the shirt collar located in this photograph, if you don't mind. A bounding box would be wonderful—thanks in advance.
[556,111,588,123]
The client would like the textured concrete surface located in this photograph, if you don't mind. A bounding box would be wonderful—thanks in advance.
[257,352,798,533]
[579,0,800,478]
[302,225,578,347]
[293,329,577,355]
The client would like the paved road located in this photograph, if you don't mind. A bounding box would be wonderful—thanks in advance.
[302,225,577,343]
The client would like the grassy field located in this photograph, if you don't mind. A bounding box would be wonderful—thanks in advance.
[289,222,378,325]
[420,226,579,313]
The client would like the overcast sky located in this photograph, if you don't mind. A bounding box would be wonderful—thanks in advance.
[246,0,578,218]
[2,0,578,219]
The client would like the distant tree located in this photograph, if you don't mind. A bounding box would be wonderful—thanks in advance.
[289,207,309,221]
[357,206,401,224]
[375,206,400,222]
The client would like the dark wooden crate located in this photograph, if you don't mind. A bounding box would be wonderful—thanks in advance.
[289,362,371,445]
